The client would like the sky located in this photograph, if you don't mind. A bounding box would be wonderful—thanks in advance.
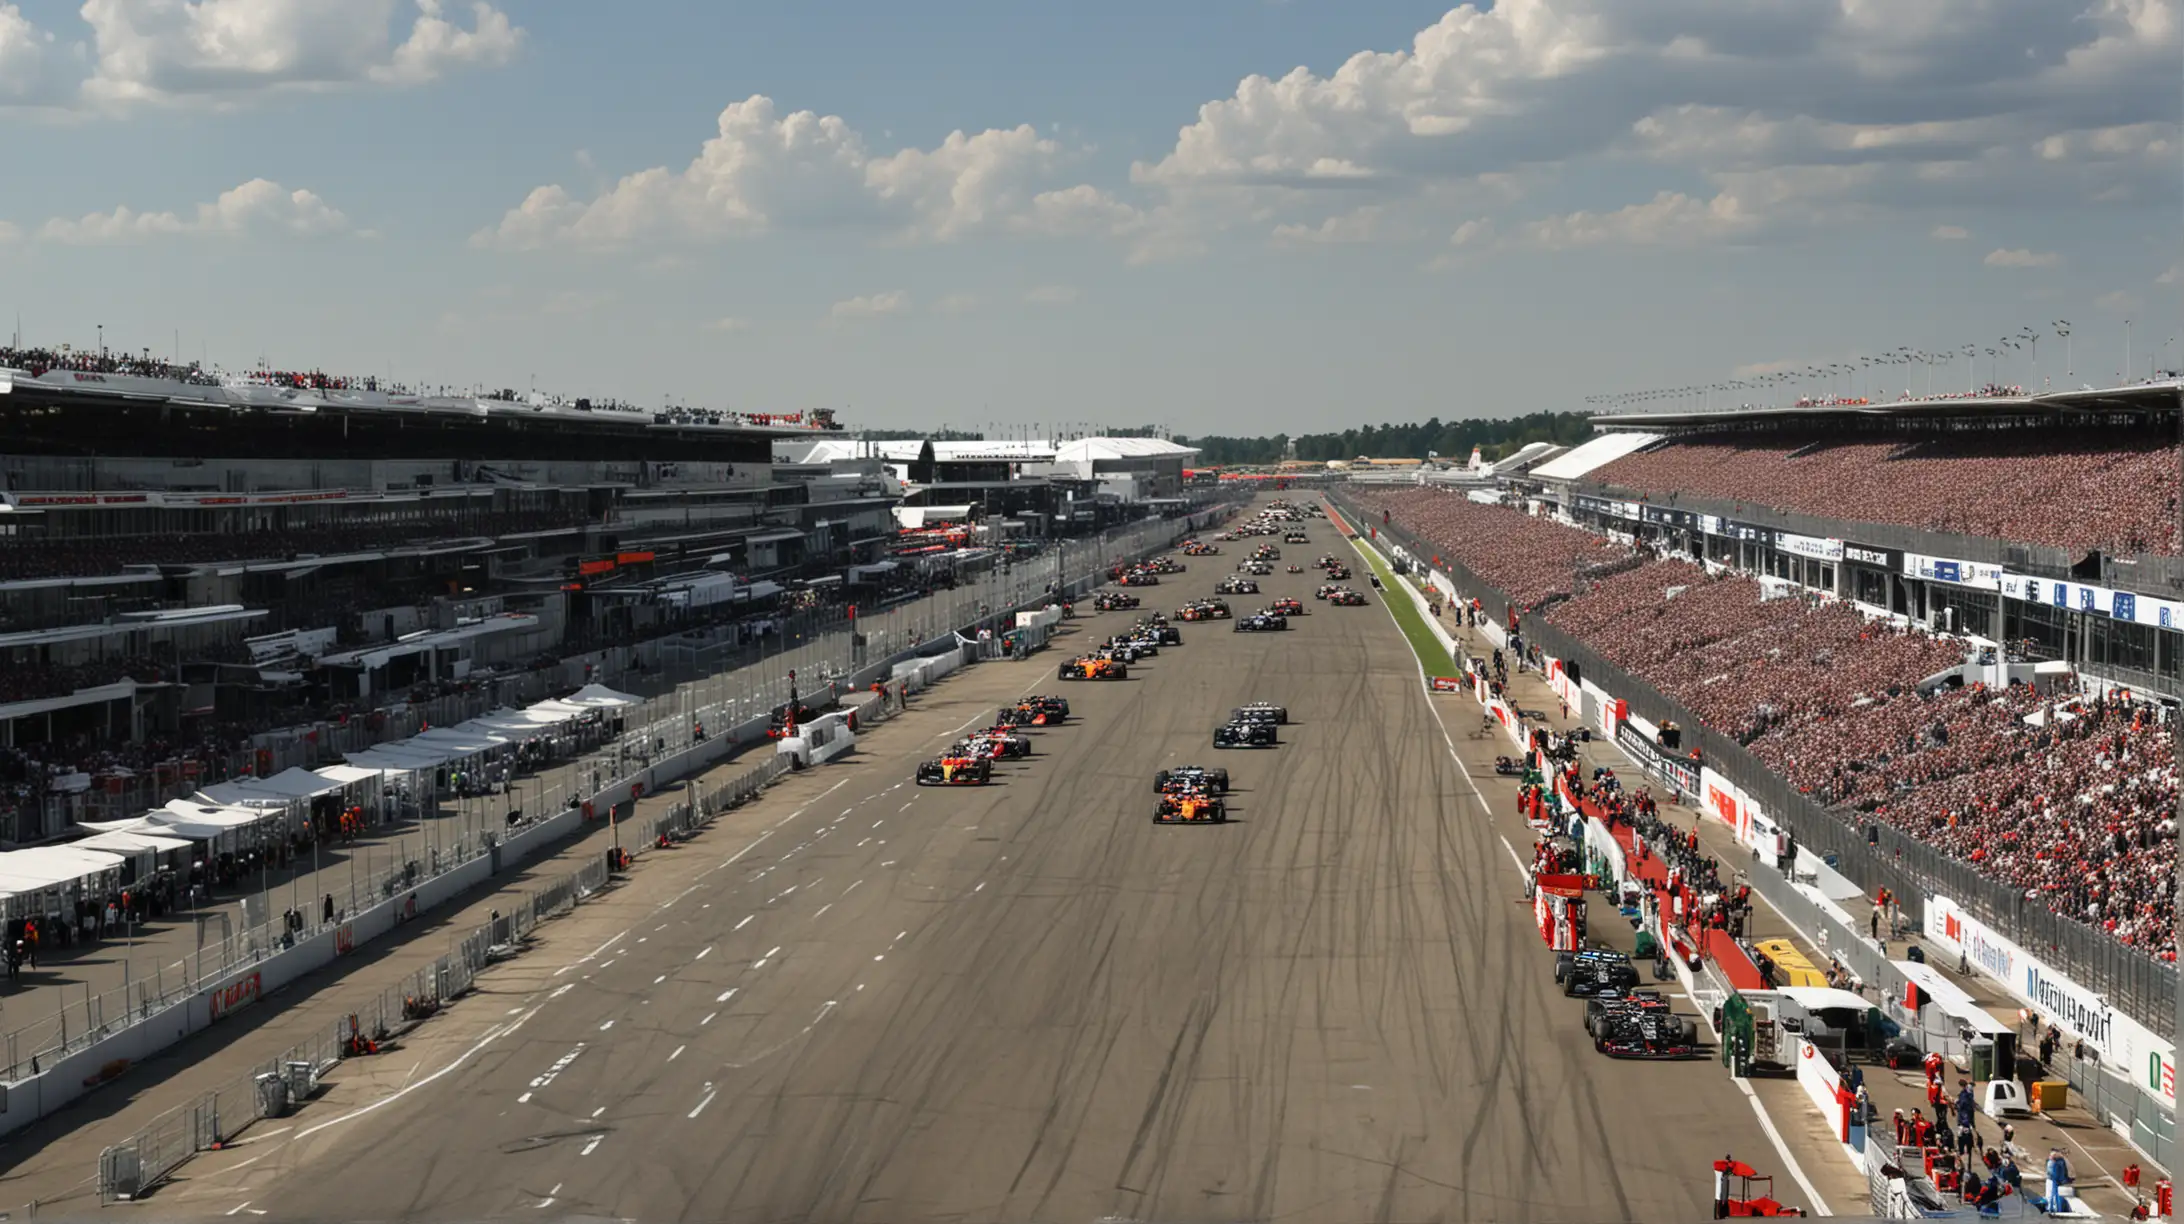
[0,0,2175,437]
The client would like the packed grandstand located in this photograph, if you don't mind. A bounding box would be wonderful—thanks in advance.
[1349,484,2180,960]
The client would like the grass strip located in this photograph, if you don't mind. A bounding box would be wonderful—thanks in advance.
[1347,534,1460,681]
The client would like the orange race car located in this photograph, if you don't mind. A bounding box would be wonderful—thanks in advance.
[916,754,993,786]
[1154,783,1229,824]
[1059,654,1129,680]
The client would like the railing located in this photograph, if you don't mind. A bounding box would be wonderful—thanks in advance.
[1335,491,2179,1041]
[12,502,1239,1092]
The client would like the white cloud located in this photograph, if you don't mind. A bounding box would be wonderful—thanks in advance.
[0,3,55,102]
[1983,247,2059,268]
[74,0,521,107]
[1127,0,2178,248]
[2095,289,2141,312]
[829,291,910,321]
[1024,285,1079,305]
[933,292,978,315]
[0,220,20,244]
[1930,224,1970,240]
[1523,190,1758,250]
[37,178,350,244]
[703,316,750,332]
[478,95,1111,251]
[1271,206,1389,246]
[2159,263,2182,286]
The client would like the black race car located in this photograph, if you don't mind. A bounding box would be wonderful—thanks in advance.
[1234,614,1288,632]
[1591,1006,1702,1059]
[1555,949,1642,998]
[1023,695,1071,719]
[1213,720,1277,748]
[1284,532,1309,544]
[1325,565,1352,581]
[1216,576,1259,595]
[1153,765,1230,793]
[1240,561,1273,575]
[1092,592,1140,611]
[956,731,1032,759]
[1328,589,1368,607]
[1138,622,1184,646]
[1232,702,1288,724]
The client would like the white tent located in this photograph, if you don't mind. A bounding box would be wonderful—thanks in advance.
[74,829,194,855]
[313,763,384,786]
[564,683,641,708]
[0,845,128,892]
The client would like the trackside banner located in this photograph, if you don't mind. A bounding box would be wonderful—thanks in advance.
[1613,721,1701,795]
[1925,896,2175,1107]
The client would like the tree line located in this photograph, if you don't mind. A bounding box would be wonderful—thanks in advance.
[1178,411,1594,467]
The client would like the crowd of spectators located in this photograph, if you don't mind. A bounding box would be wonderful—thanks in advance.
[0,346,221,386]
[1596,429,2179,556]
[0,509,594,581]
[1367,488,2178,957]
[0,641,259,705]
[1347,488,1635,611]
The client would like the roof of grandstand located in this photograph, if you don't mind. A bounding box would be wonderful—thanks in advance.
[1589,379,2183,433]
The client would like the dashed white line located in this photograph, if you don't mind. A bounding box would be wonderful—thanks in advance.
[716,987,738,1003]
[702,1012,718,1025]
[653,974,667,985]
[580,1134,604,1157]
[688,1088,719,1119]
[668,1045,685,1062]
[813,903,832,918]
[549,983,573,999]
[598,1020,615,1031]
[734,915,754,930]
[845,880,862,893]
[227,1202,253,1215]
[696,946,713,960]
[973,882,985,892]
[591,1106,606,1119]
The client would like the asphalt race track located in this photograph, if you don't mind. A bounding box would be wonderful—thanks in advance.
[141,509,1784,1223]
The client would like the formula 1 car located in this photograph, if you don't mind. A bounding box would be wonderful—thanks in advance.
[1154,765,1230,793]
[1325,565,1352,581]
[1232,702,1288,724]
[1267,598,1305,616]
[1216,576,1259,595]
[1137,622,1184,646]
[1146,558,1186,574]
[1317,555,1343,569]
[1493,755,1525,777]
[1591,1006,1701,1059]
[1251,544,1281,560]
[1285,564,1304,574]
[1239,561,1273,576]
[1314,584,1339,600]
[1092,592,1141,612]
[1555,949,1643,998]
[1115,571,1161,587]
[916,754,993,786]
[1213,719,1278,748]
[1154,788,1229,824]
[1328,589,1368,607]
[1582,991,1673,1036]
[1233,613,1288,632]
[994,696,1068,727]
[1176,600,1230,622]
[957,730,1032,759]
[1284,532,1309,544]
[1058,655,1129,680]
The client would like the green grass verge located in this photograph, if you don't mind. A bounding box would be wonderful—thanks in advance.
[1348,536,1460,680]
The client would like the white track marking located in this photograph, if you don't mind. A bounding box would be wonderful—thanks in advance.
[580,1135,604,1157]
[1347,528,1834,1216]
[688,1088,718,1119]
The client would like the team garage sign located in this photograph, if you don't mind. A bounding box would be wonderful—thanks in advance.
[1925,896,2172,1107]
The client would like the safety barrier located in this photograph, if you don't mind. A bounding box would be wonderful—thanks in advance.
[67,501,1246,1203]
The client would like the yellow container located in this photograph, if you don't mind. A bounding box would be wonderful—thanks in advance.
[2032,1080,2070,1112]
[1752,938,1830,989]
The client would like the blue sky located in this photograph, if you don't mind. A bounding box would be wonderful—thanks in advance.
[0,1,2175,436]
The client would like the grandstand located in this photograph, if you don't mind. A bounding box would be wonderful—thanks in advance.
[1346,378,2184,1009]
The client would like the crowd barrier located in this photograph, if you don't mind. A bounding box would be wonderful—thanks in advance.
[1336,489,2180,1171]
[60,500,1242,1204]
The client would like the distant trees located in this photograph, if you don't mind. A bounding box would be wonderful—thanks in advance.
[1180,411,1592,466]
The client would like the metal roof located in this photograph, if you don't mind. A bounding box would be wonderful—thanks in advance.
[1054,437,1200,462]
